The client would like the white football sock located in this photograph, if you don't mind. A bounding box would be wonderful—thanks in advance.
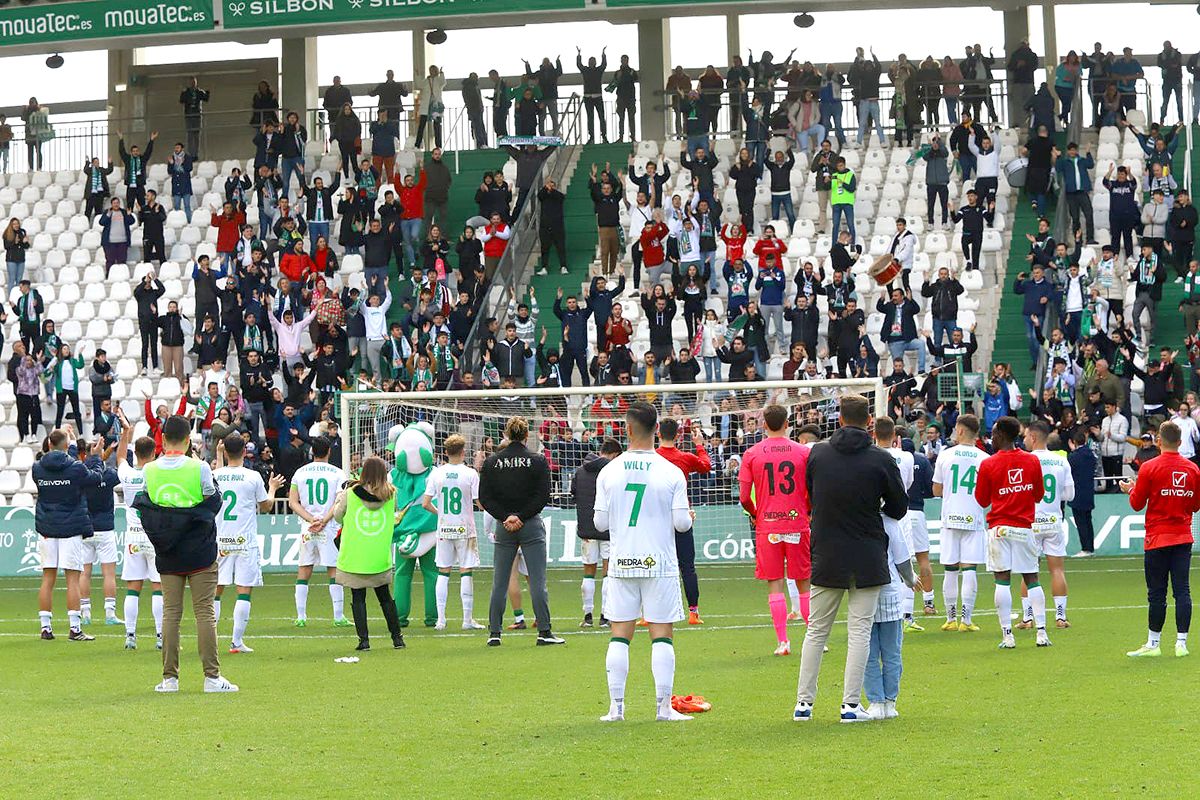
[961,569,978,623]
[295,582,309,620]
[651,639,676,717]
[994,583,1012,634]
[605,638,630,716]
[80,598,91,618]
[435,574,450,624]
[329,582,345,620]
[786,578,801,611]
[232,597,251,645]
[1054,595,1067,621]
[104,597,117,616]
[213,598,222,624]
[68,610,81,630]
[152,592,163,635]
[922,590,935,606]
[124,594,139,635]
[901,586,915,620]
[598,577,606,617]
[1028,585,1047,629]
[461,574,474,622]
[1177,632,1188,644]
[581,576,595,614]
[943,570,959,621]
[1021,596,1034,622]
[1148,630,1161,648]
[38,610,51,629]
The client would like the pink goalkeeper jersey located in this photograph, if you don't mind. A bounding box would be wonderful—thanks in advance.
[738,437,811,534]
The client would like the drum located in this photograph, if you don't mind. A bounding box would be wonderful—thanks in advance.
[870,253,902,287]
[1003,156,1029,188]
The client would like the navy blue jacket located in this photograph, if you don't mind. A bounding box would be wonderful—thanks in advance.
[1014,276,1056,317]
[133,492,221,576]
[554,296,590,353]
[1068,446,1097,511]
[907,450,935,510]
[876,297,920,343]
[588,274,626,331]
[33,450,104,538]
[82,455,120,532]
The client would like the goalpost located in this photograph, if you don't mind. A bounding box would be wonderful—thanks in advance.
[339,377,885,570]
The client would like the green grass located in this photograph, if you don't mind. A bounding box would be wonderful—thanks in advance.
[0,557,1193,796]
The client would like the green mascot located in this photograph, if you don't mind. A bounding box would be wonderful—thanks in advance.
[389,421,440,627]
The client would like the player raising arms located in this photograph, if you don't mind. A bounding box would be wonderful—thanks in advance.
[655,417,711,625]
[214,434,285,653]
[974,416,1047,649]
[1020,424,1074,630]
[739,404,811,656]
[289,438,350,627]
[422,434,485,631]
[594,402,694,722]
[932,414,989,632]
[116,415,164,651]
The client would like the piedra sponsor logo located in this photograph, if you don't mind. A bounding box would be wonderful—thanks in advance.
[615,555,656,570]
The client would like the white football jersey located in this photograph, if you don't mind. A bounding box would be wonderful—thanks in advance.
[424,462,480,539]
[594,450,688,578]
[118,460,147,543]
[292,461,347,537]
[932,443,989,531]
[885,446,915,491]
[1032,449,1075,533]
[214,466,268,551]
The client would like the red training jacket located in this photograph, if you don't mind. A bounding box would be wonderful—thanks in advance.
[1129,451,1200,550]
[974,447,1043,529]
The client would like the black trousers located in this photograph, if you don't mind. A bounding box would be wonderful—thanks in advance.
[144,234,165,265]
[1145,543,1192,635]
[974,176,998,206]
[139,317,159,369]
[926,184,949,224]
[962,230,983,271]
[560,346,589,387]
[1100,455,1123,492]
[350,584,402,645]
[676,528,699,609]
[616,99,636,140]
[19,321,40,354]
[126,185,146,211]
[1072,506,1095,553]
[468,109,488,148]
[55,390,82,432]
[16,394,41,439]
[84,194,106,221]
[540,226,566,270]
[583,96,607,141]
[414,115,442,149]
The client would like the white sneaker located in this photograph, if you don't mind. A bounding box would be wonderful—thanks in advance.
[792,701,813,722]
[1070,551,1093,558]
[773,640,791,656]
[600,704,625,722]
[884,700,899,719]
[434,621,447,631]
[839,703,873,723]
[535,268,548,276]
[656,707,692,722]
[154,677,179,693]
[866,703,887,720]
[461,619,485,630]
[203,675,239,693]
[1036,629,1053,647]
[998,632,1017,649]
[229,642,254,653]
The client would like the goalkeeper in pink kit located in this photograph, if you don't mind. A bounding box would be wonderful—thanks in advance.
[739,404,812,656]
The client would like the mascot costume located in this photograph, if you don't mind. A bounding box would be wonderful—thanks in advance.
[389,422,440,627]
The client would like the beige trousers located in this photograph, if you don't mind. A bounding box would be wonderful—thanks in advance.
[796,583,882,707]
[160,561,220,680]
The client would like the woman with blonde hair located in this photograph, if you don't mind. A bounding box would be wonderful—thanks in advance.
[320,455,405,650]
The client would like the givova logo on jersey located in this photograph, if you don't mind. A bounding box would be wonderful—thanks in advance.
[997,468,1033,496]
[616,555,657,570]
[1161,471,1195,498]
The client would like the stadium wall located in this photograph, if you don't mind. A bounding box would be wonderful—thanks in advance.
[0,497,1193,577]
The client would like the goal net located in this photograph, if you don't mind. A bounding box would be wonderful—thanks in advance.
[340,378,885,570]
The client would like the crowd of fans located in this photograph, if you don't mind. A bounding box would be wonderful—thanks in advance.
[0,39,1196,504]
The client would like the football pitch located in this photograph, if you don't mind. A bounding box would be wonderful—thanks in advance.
[0,557,1193,797]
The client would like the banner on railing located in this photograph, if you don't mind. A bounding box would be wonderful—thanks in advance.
[497,135,564,147]
[0,0,212,46]
[0,497,1194,577]
[222,0,579,30]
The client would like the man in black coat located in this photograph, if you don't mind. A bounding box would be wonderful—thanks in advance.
[139,189,168,265]
[795,395,909,722]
